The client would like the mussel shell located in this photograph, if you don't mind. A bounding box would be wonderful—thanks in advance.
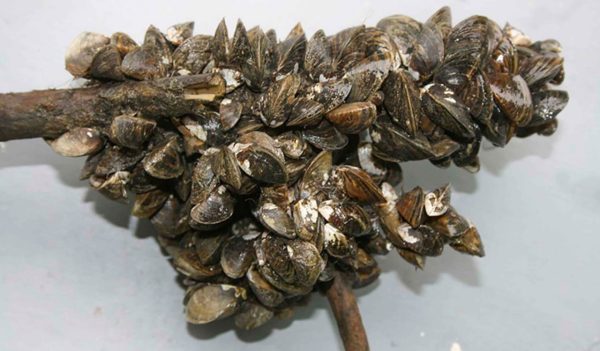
[425,6,452,43]
[211,19,231,65]
[220,236,255,279]
[302,120,349,151]
[459,72,494,124]
[110,32,138,57]
[323,223,355,258]
[185,284,246,324]
[518,53,563,88]
[325,102,377,134]
[47,128,104,157]
[142,137,184,179]
[275,23,306,75]
[121,25,172,80]
[172,247,223,280]
[219,98,243,131]
[65,32,110,77]
[212,146,243,191]
[255,235,324,295]
[194,232,228,266]
[329,25,366,74]
[334,166,386,204]
[370,114,435,162]
[257,202,296,239]
[449,226,485,257]
[132,188,169,218]
[426,206,470,238]
[274,131,307,159]
[287,98,325,127]
[234,301,274,330]
[422,83,476,140]
[173,34,212,74]
[95,145,144,176]
[260,74,300,128]
[109,114,156,149]
[382,69,421,136]
[150,194,190,238]
[90,45,125,81]
[318,200,371,237]
[308,79,352,113]
[90,171,130,201]
[292,198,321,242]
[298,150,332,198]
[190,152,219,204]
[529,90,569,127]
[434,16,493,92]
[304,29,333,80]
[393,223,445,257]
[190,186,235,225]
[480,104,515,147]
[234,142,288,184]
[488,73,533,126]
[397,248,426,269]
[396,186,425,229]
[246,265,285,308]
[424,184,451,217]
[166,21,194,46]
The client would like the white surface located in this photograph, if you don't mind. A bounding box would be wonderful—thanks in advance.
[1,1,599,350]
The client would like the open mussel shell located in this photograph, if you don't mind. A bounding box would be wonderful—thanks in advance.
[424,184,451,217]
[221,236,255,279]
[318,200,371,237]
[422,83,476,140]
[234,301,274,330]
[396,186,425,228]
[65,32,110,77]
[190,186,235,227]
[325,101,377,134]
[142,136,184,180]
[90,171,130,201]
[132,188,169,218]
[109,114,156,149]
[185,284,247,324]
[47,128,104,157]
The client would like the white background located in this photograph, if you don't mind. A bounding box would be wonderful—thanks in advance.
[1,1,599,350]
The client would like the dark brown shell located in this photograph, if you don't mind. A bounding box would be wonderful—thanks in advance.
[396,186,425,228]
[382,69,421,136]
[109,114,156,149]
[173,35,212,74]
[142,137,184,179]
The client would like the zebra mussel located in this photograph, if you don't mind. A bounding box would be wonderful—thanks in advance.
[52,6,567,330]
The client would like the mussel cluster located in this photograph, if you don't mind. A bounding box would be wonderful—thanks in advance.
[49,7,567,329]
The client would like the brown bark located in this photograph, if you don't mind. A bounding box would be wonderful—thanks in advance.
[325,271,370,351]
[0,73,224,141]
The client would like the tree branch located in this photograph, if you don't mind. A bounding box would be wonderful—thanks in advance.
[0,73,223,141]
[325,271,370,351]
